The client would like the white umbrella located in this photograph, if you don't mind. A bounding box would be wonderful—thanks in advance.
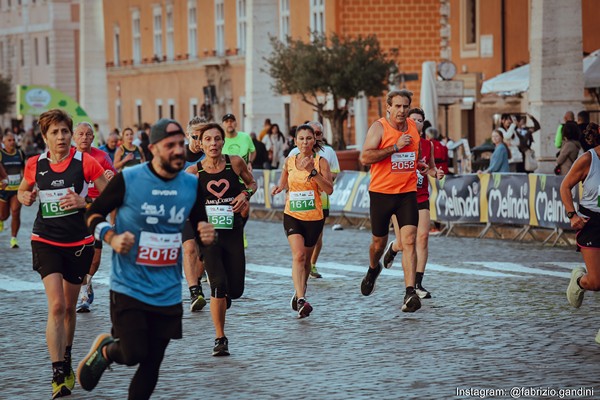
[481,49,600,95]
[420,61,438,128]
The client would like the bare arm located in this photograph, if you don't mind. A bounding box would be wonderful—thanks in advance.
[272,158,289,195]
[113,147,127,170]
[315,157,333,195]
[360,121,393,166]
[17,178,37,206]
[560,152,590,230]
[138,146,146,163]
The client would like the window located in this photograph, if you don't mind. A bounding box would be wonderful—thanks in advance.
[153,6,163,59]
[236,0,246,55]
[20,38,24,66]
[156,99,163,119]
[279,0,290,40]
[460,0,479,57]
[115,99,122,130]
[215,0,225,56]
[0,41,4,72]
[168,99,175,119]
[132,9,141,65]
[45,36,50,64]
[188,1,197,58]
[309,0,325,36]
[113,26,120,66]
[33,37,38,66]
[166,5,174,60]
[136,99,143,126]
[190,98,198,119]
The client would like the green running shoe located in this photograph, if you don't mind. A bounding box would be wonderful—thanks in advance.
[52,376,71,399]
[309,264,322,279]
[10,237,18,248]
[64,365,75,391]
[77,333,114,391]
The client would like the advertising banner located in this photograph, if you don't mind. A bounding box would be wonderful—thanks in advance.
[431,174,482,223]
[486,173,530,225]
[529,174,577,230]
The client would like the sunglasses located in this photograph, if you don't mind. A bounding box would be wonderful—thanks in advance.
[190,135,200,140]
[315,130,323,136]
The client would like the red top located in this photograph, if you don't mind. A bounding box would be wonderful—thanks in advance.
[431,139,449,174]
[87,147,116,198]
[416,138,432,203]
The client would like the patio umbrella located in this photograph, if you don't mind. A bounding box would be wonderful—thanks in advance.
[420,61,438,129]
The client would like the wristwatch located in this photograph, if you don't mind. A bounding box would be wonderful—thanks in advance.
[567,211,576,219]
[309,168,319,178]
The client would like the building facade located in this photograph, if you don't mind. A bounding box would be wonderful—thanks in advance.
[0,0,80,129]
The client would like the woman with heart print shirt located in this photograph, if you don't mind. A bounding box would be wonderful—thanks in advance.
[185,122,256,357]
[272,124,333,319]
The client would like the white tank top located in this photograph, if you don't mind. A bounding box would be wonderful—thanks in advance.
[580,149,600,214]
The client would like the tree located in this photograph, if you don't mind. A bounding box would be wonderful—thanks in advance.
[0,75,14,116]
[265,33,395,150]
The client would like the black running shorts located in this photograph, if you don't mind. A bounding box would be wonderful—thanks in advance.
[369,191,419,237]
[110,290,183,340]
[576,207,600,250]
[31,240,94,284]
[418,199,430,211]
[283,214,325,248]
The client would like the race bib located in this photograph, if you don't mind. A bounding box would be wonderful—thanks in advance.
[39,188,78,218]
[136,231,181,267]
[206,205,234,230]
[391,151,416,173]
[6,174,21,190]
[289,190,316,212]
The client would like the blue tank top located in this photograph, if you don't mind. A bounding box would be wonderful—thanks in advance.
[111,163,199,306]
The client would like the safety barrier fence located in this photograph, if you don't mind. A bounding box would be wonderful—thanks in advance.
[248,170,579,245]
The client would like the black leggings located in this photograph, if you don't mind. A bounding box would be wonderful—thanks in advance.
[201,226,246,299]
[107,292,182,400]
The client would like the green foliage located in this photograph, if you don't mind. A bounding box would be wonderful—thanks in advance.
[265,33,394,149]
[0,75,14,116]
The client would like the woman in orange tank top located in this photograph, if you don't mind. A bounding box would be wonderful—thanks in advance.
[272,124,333,318]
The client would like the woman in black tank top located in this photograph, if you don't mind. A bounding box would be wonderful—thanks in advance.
[185,122,257,357]
[114,127,145,171]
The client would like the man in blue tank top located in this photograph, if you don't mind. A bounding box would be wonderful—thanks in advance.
[77,118,216,398]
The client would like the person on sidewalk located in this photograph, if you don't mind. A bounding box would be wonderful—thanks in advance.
[73,122,117,313]
[287,121,340,279]
[18,109,108,399]
[186,122,257,356]
[359,89,426,313]
[382,108,444,299]
[272,124,333,318]
[561,122,600,344]
[77,118,215,398]
[0,131,26,248]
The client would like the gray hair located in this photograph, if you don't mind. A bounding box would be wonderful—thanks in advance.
[75,121,94,132]
[386,89,413,106]
[425,127,439,140]
[187,116,208,135]
[309,121,324,132]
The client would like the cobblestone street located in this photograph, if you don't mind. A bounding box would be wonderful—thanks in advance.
[0,205,598,399]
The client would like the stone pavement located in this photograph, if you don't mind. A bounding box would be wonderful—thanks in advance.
[0,205,599,399]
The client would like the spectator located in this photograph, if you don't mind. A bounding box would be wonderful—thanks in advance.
[250,132,269,170]
[577,111,593,151]
[555,121,582,175]
[498,113,523,172]
[262,123,287,169]
[481,129,510,173]
[426,127,449,175]
[554,110,575,149]
[258,118,272,141]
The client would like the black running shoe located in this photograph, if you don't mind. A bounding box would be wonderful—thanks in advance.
[77,334,114,391]
[401,292,422,313]
[416,284,432,299]
[190,287,207,312]
[212,337,230,357]
[290,293,298,311]
[382,241,397,269]
[361,263,382,296]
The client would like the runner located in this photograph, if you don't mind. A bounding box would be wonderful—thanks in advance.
[186,122,257,355]
[561,122,600,344]
[73,122,117,312]
[113,127,145,171]
[359,89,426,313]
[99,131,120,162]
[272,124,333,318]
[77,118,216,398]
[17,109,108,399]
[382,108,444,299]
[287,121,340,278]
[183,116,207,312]
[0,131,26,248]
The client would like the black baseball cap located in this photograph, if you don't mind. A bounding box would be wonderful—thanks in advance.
[150,118,185,144]
[222,113,236,122]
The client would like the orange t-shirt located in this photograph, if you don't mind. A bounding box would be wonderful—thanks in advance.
[368,117,420,194]
[284,154,324,221]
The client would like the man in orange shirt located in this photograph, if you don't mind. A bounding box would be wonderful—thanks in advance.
[359,89,425,313]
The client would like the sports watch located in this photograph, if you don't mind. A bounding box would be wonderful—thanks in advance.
[309,168,319,178]
[567,211,576,219]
